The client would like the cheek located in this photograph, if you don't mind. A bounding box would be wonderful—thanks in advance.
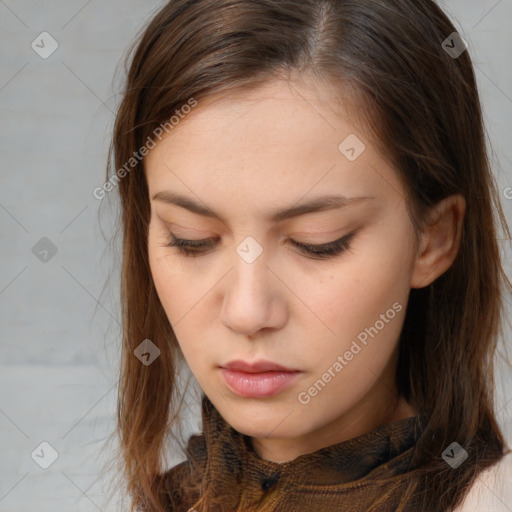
[299,247,411,341]
[148,230,217,371]
[149,262,206,372]
[294,241,413,382]
[148,226,200,316]
[148,231,191,333]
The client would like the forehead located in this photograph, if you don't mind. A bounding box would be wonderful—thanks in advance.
[151,77,357,146]
[144,78,400,219]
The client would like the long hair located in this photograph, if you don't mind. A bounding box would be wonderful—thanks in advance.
[100,1,512,510]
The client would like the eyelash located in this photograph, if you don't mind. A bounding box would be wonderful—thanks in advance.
[162,232,355,260]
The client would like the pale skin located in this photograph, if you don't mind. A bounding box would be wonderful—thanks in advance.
[145,75,466,463]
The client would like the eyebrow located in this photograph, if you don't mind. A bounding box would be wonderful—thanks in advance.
[152,191,373,223]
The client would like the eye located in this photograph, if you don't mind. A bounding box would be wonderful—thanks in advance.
[290,233,355,259]
[161,233,218,257]
[161,231,356,260]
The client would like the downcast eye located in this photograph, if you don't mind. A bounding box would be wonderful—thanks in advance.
[161,232,356,260]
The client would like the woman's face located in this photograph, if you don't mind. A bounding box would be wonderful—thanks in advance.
[145,77,421,461]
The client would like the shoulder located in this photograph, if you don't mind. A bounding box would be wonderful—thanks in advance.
[452,451,512,512]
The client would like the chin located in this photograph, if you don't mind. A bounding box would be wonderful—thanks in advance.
[218,400,302,439]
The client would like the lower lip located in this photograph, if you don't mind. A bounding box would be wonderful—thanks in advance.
[220,368,301,398]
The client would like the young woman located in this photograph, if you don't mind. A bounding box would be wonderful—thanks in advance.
[103,0,512,510]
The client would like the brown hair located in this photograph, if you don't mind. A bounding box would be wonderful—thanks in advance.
[99,0,512,510]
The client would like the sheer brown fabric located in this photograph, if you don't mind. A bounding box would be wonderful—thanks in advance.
[162,395,428,511]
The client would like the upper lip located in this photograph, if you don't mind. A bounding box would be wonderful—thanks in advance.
[220,359,299,373]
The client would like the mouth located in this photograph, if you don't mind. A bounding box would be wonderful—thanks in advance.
[220,359,299,373]
[219,359,302,398]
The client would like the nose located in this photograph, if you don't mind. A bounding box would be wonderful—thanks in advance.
[220,242,287,337]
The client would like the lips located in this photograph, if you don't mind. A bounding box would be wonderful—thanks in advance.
[220,359,299,373]
[219,359,302,398]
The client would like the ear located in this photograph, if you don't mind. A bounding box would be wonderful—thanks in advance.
[410,194,466,289]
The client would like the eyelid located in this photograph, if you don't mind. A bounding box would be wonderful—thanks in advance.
[290,231,350,243]
[162,218,355,241]
[164,230,353,245]
[294,232,355,246]
[284,219,360,242]
[162,221,214,237]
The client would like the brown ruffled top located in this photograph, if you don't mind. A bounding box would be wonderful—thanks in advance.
[162,393,426,511]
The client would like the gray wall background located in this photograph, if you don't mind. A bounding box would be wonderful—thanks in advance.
[1,1,511,510]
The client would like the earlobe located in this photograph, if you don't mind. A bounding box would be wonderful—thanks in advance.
[410,194,466,289]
